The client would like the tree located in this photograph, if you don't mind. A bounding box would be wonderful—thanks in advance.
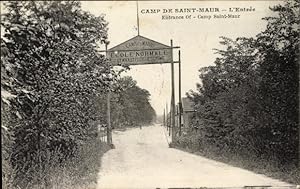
[187,0,299,169]
[111,76,156,128]
[1,1,120,184]
[255,0,299,164]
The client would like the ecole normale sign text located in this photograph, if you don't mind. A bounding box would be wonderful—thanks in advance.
[107,35,172,66]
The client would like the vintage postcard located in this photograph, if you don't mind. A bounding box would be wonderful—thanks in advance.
[1,1,299,189]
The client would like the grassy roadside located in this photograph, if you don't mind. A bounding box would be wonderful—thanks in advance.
[66,138,111,189]
[171,141,299,185]
[2,137,111,189]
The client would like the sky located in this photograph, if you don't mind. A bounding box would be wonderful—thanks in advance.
[80,1,281,116]
[1,1,282,116]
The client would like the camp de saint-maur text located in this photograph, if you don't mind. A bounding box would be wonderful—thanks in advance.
[140,7,256,20]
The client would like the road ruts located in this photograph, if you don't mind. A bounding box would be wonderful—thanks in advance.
[97,124,295,188]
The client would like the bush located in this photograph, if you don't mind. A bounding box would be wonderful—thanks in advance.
[2,137,110,189]
[183,0,299,184]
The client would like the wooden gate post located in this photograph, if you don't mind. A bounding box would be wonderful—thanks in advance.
[105,43,112,146]
[178,50,182,136]
[170,39,176,142]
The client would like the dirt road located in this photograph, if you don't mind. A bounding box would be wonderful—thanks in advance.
[97,124,293,188]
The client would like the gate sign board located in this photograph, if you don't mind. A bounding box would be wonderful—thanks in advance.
[107,35,172,66]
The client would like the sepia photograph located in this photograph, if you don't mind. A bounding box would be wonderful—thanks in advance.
[1,1,299,189]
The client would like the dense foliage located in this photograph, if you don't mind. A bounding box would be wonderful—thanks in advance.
[178,0,299,181]
[114,76,156,127]
[97,76,156,129]
[1,1,155,188]
[1,1,112,186]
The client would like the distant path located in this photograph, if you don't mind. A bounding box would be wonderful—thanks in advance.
[97,124,294,188]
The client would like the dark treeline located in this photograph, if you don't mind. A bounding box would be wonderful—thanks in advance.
[175,0,299,183]
[98,76,156,129]
[1,1,155,188]
[112,76,156,127]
